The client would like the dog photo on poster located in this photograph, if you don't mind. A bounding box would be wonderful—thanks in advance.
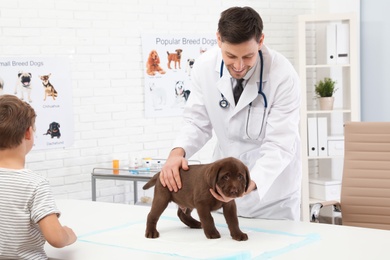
[0,57,74,150]
[142,33,217,117]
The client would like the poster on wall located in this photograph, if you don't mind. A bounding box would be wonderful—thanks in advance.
[142,33,217,118]
[0,57,74,150]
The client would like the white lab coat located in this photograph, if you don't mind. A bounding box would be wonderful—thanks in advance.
[173,45,302,220]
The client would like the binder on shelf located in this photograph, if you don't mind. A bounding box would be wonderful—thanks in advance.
[317,117,328,156]
[336,23,350,64]
[326,24,337,65]
[307,118,318,157]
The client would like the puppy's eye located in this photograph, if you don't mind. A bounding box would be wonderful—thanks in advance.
[238,175,244,180]
[223,175,229,181]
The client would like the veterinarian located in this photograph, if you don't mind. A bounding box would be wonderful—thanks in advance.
[160,6,302,221]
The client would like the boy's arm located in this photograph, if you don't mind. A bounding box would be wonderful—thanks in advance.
[38,213,77,248]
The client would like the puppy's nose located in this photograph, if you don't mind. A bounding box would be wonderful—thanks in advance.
[229,188,239,197]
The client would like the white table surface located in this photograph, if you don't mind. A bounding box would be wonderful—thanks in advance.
[45,199,390,260]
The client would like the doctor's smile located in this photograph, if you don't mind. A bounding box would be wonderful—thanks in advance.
[230,65,248,78]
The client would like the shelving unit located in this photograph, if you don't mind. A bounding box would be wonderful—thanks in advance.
[298,13,360,221]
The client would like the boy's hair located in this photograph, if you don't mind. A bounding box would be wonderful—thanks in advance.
[218,6,263,44]
[0,94,36,149]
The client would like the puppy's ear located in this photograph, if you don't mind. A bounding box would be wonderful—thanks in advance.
[204,161,223,190]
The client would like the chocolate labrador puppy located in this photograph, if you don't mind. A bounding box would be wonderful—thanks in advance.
[142,157,250,241]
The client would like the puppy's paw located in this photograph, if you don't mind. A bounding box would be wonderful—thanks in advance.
[205,229,221,239]
[145,228,159,239]
[232,232,248,241]
[189,221,202,229]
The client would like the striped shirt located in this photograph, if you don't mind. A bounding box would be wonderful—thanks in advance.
[0,168,60,260]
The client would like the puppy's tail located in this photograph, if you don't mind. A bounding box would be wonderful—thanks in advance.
[143,173,159,190]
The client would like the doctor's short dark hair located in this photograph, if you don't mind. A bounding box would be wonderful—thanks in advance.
[0,94,36,149]
[218,6,263,44]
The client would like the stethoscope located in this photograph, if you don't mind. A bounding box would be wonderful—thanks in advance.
[219,50,268,139]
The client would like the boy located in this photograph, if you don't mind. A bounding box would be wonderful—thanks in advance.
[0,94,77,259]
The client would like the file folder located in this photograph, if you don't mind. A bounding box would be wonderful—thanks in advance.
[326,24,337,65]
[336,23,350,64]
[307,118,318,157]
[317,117,328,156]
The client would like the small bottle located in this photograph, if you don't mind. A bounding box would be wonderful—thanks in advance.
[129,156,139,169]
[112,159,119,174]
[156,160,162,170]
[143,157,152,170]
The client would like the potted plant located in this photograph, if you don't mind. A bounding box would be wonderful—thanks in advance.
[314,77,337,110]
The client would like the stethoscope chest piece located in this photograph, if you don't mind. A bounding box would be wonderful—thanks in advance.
[219,98,229,108]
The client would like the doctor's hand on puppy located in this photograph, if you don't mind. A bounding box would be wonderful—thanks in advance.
[159,147,188,192]
[210,180,257,203]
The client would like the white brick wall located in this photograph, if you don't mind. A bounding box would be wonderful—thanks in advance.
[0,0,315,204]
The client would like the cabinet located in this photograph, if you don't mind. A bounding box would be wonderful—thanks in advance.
[298,13,360,221]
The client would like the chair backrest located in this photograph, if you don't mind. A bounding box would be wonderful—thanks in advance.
[341,122,390,230]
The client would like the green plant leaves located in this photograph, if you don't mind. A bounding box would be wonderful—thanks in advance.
[314,77,337,97]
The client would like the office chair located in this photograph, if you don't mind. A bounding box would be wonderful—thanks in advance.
[311,121,390,230]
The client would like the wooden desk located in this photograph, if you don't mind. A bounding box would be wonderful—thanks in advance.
[46,199,390,260]
[91,167,156,203]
